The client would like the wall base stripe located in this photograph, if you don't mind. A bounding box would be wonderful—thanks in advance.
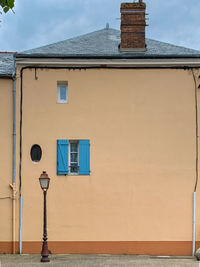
[0,241,199,255]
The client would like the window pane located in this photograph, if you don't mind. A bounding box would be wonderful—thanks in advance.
[60,86,66,100]
[71,153,78,163]
[70,143,78,152]
[70,163,78,173]
[30,144,42,162]
[69,141,79,174]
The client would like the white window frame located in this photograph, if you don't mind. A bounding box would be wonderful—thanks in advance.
[57,81,68,103]
[69,140,79,175]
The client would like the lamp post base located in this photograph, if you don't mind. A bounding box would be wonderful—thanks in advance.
[40,256,50,262]
[41,256,50,263]
[41,241,50,262]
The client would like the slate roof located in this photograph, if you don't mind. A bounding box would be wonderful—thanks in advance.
[20,28,200,59]
[0,52,14,77]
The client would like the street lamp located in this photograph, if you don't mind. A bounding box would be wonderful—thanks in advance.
[39,171,50,262]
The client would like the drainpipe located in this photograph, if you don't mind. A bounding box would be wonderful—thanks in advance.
[11,59,17,254]
[13,60,23,254]
[19,66,25,255]
[19,195,23,254]
[9,183,16,254]
[193,192,196,256]
[192,69,199,256]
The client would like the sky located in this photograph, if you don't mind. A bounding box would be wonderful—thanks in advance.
[0,0,200,52]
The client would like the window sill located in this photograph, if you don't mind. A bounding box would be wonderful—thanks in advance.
[57,174,91,176]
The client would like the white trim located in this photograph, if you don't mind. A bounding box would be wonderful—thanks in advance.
[16,58,200,67]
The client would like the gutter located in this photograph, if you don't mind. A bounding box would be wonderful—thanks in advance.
[15,53,200,59]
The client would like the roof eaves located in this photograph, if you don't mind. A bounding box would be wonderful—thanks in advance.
[0,74,13,78]
[15,53,200,59]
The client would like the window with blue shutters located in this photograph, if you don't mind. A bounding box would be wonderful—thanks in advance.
[57,139,90,176]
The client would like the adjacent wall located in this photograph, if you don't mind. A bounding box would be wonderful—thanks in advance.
[0,78,13,252]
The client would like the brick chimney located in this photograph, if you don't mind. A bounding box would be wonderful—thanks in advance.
[120,0,147,52]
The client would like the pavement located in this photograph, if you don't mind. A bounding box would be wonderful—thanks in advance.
[0,254,199,267]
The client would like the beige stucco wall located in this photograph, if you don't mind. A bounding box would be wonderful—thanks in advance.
[0,78,13,242]
[14,67,199,243]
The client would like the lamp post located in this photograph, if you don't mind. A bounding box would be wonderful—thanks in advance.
[39,171,50,263]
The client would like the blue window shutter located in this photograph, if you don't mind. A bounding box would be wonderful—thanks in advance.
[57,140,68,175]
[79,140,90,175]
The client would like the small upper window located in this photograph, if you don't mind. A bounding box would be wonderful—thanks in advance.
[57,81,68,103]
[31,144,42,162]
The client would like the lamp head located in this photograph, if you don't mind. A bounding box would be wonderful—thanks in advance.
[39,171,50,191]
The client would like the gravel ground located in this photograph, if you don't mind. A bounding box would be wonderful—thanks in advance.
[0,254,199,267]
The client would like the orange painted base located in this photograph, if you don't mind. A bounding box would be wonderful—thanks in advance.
[0,241,199,256]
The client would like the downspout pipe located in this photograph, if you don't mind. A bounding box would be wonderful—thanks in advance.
[12,71,16,184]
[19,195,23,254]
[193,192,196,256]
[11,59,17,254]
[192,69,199,256]
[19,64,24,255]
[12,57,23,254]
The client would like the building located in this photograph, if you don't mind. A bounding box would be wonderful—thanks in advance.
[1,0,200,256]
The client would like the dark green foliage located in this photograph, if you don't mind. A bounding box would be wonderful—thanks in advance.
[0,0,15,13]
